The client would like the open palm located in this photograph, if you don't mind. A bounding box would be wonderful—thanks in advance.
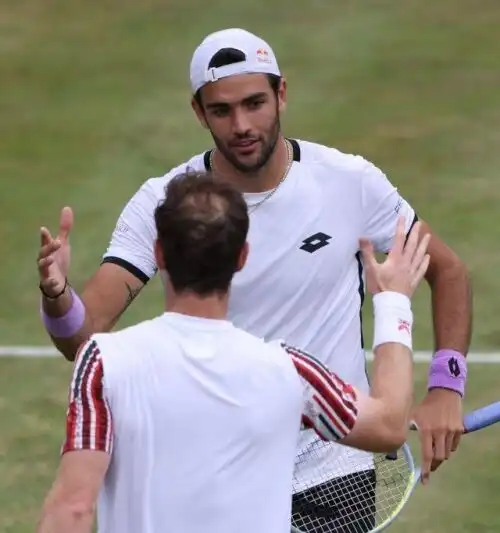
[360,217,431,298]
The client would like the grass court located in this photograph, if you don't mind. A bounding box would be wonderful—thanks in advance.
[2,0,500,530]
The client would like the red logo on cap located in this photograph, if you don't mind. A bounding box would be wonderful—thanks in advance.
[256,48,271,63]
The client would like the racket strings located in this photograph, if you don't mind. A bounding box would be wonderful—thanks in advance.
[291,442,412,532]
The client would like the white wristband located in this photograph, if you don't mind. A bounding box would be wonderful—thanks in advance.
[372,292,413,351]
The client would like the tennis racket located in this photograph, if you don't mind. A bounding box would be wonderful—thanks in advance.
[291,401,500,533]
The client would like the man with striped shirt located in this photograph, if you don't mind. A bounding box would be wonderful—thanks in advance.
[36,171,430,533]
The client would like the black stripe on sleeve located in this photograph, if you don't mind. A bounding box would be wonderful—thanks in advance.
[384,213,420,255]
[101,256,151,285]
[355,251,365,349]
[405,213,419,243]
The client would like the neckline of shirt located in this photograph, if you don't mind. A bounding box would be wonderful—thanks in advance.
[242,161,298,204]
[201,138,302,206]
[162,311,234,330]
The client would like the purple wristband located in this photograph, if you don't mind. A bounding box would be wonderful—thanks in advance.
[428,349,467,397]
[40,288,86,338]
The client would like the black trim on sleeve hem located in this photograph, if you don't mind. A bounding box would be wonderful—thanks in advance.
[101,257,151,285]
[355,251,365,349]
[404,213,419,245]
[383,213,420,255]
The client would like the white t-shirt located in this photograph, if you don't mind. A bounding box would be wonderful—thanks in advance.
[62,313,359,533]
[102,139,417,483]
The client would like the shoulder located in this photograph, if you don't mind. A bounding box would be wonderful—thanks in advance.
[74,336,103,368]
[84,320,161,390]
[229,329,289,363]
[295,139,385,184]
[70,338,106,400]
[261,337,302,367]
[87,317,161,366]
[131,151,210,204]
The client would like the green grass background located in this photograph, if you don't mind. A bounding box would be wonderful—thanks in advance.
[1,0,500,531]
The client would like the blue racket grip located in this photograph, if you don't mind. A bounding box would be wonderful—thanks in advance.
[463,402,500,433]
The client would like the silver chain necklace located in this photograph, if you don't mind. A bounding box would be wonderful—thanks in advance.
[209,139,293,213]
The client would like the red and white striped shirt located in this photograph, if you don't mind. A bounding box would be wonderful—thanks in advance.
[62,339,357,457]
[62,339,113,455]
[283,343,358,442]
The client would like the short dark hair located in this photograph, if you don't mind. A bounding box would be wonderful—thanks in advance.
[154,171,249,296]
[194,47,281,107]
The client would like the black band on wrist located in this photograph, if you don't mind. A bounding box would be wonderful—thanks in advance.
[39,278,68,300]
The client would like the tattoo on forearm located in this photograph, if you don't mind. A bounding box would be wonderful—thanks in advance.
[124,283,141,310]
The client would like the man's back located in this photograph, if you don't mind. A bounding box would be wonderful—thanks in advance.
[94,312,304,533]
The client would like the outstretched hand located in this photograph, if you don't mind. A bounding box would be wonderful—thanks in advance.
[37,207,74,297]
[359,217,431,298]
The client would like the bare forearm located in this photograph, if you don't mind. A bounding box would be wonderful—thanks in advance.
[369,291,414,443]
[371,292,414,423]
[429,263,472,355]
[340,344,413,452]
[36,502,94,533]
[341,292,416,452]
[372,343,414,429]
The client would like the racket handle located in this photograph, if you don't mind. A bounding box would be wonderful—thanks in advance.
[463,402,500,433]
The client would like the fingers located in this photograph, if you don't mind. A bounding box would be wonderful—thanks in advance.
[390,216,407,257]
[40,226,52,246]
[359,238,380,276]
[435,428,463,469]
[359,238,376,265]
[429,431,454,473]
[38,227,61,260]
[58,206,74,241]
[451,430,462,453]
[430,458,444,473]
[38,227,61,281]
[38,222,67,295]
[419,430,433,485]
[411,232,431,266]
[38,277,61,291]
[410,232,431,272]
[359,238,380,294]
[408,229,431,288]
[444,431,456,460]
[432,430,447,465]
[38,256,55,269]
[402,220,422,261]
[411,253,430,289]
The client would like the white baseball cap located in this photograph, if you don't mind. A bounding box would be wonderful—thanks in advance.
[189,28,281,94]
